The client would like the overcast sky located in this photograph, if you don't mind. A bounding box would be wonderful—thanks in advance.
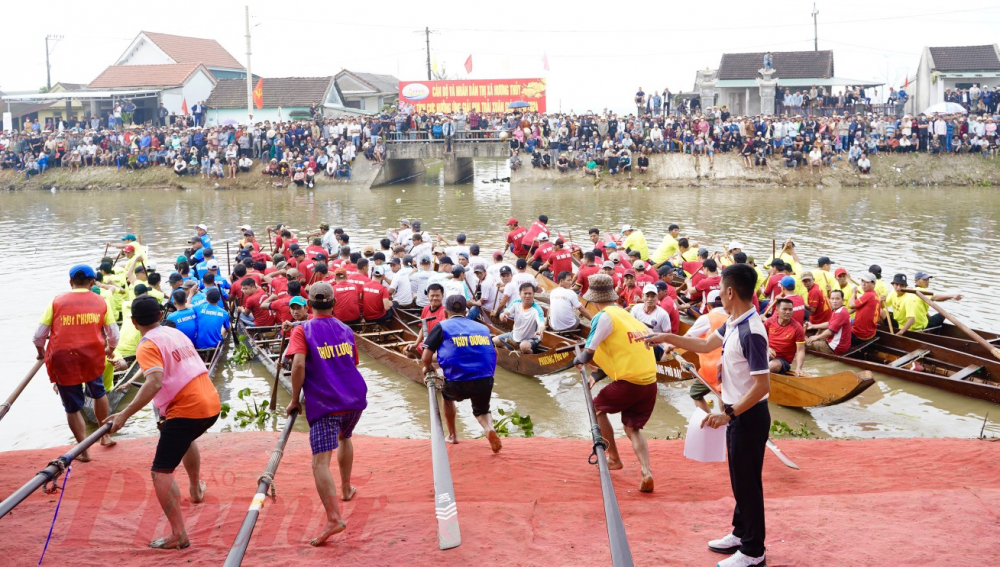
[4,0,1000,114]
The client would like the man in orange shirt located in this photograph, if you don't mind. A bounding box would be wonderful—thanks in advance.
[106,295,221,550]
[801,272,831,325]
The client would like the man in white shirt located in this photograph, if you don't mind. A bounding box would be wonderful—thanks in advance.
[630,284,672,338]
[386,258,413,308]
[393,219,413,248]
[487,250,514,281]
[495,283,546,353]
[548,271,585,332]
[409,232,432,259]
[470,265,500,315]
[467,244,490,274]
[441,233,470,260]
[410,255,436,307]
[498,258,540,313]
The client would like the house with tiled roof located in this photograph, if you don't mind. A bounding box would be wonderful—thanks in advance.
[204,77,361,126]
[335,70,399,113]
[86,63,216,121]
[913,44,1000,112]
[116,31,246,79]
[698,50,879,116]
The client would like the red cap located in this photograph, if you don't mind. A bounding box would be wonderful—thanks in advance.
[624,269,636,277]
[123,245,135,253]
[834,268,847,276]
[506,218,518,226]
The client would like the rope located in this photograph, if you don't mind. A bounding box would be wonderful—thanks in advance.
[38,465,71,565]
[257,472,277,503]
[41,459,67,495]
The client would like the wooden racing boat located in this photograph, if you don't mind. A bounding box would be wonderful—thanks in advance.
[349,315,427,385]
[238,321,292,395]
[82,356,139,424]
[880,322,1000,360]
[809,330,1000,403]
[199,335,231,380]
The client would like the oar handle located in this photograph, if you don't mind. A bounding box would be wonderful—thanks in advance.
[269,334,289,410]
[0,359,45,422]
[913,289,1000,359]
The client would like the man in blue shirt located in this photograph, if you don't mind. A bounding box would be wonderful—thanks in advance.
[195,224,212,250]
[166,289,199,344]
[194,288,230,349]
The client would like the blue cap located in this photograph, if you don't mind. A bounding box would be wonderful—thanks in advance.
[69,264,96,279]
[780,276,797,289]
[289,296,307,307]
[914,271,932,280]
[604,242,617,249]
[121,233,137,242]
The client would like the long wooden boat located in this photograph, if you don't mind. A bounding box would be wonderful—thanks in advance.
[238,321,292,395]
[880,322,1000,360]
[82,356,139,424]
[809,330,1000,403]
[349,314,426,385]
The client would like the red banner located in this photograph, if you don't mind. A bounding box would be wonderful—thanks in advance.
[398,78,546,114]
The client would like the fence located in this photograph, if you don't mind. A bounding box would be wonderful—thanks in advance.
[382,130,504,143]
[777,103,904,118]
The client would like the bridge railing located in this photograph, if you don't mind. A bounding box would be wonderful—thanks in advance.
[382,130,505,143]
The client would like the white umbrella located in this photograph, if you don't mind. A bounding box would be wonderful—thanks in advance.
[923,102,967,115]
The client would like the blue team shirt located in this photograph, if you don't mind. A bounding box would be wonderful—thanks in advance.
[167,307,199,344]
[194,303,231,349]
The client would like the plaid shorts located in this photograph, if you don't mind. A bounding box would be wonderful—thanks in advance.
[309,410,363,455]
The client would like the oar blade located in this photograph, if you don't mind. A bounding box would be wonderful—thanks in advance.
[428,383,461,550]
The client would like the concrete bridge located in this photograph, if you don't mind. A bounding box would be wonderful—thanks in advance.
[364,133,508,189]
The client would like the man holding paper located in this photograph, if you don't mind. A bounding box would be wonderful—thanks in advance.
[643,264,770,567]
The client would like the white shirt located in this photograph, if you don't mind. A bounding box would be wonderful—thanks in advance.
[445,245,470,259]
[395,228,413,247]
[410,268,435,306]
[549,287,583,331]
[629,304,671,333]
[410,242,432,260]
[487,261,514,280]
[442,277,472,301]
[503,300,546,342]
[716,308,770,405]
[504,272,538,298]
[321,231,337,254]
[468,255,490,273]
[685,306,727,338]
[473,273,500,311]
[388,270,413,305]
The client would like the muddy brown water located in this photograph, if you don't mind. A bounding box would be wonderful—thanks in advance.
[1,161,997,452]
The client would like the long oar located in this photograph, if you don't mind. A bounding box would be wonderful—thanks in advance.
[222,409,299,567]
[0,423,112,519]
[419,316,461,550]
[666,351,800,470]
[572,346,634,567]
[912,289,1000,359]
[0,359,45,423]
[269,335,288,410]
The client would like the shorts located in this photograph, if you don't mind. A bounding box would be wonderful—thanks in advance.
[151,414,219,472]
[689,380,712,401]
[442,376,494,416]
[773,357,791,374]
[57,376,106,414]
[496,332,541,352]
[593,380,657,430]
[309,410,363,455]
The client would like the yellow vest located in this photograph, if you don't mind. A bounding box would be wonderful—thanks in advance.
[592,306,656,385]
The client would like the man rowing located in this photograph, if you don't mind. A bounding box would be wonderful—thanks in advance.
[764,298,805,375]
[105,295,221,550]
[886,273,926,334]
[912,271,963,329]
[801,272,831,325]
[421,294,502,452]
[34,264,120,459]
[805,289,852,354]
[649,223,681,267]
[193,288,229,349]
[495,283,545,354]
[574,273,656,493]
[283,281,368,546]
[849,272,882,345]
[620,224,648,261]
[630,284,672,359]
[167,289,199,344]
[505,218,529,256]
[409,284,447,352]
[548,271,585,332]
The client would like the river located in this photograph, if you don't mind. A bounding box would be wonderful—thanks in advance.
[1,161,997,452]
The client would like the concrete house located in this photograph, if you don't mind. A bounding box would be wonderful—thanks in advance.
[334,70,399,113]
[86,63,217,122]
[912,44,1000,112]
[204,77,358,126]
[116,31,247,80]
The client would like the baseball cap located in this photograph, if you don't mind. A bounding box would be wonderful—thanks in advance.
[642,283,658,295]
[767,258,785,269]
[800,272,814,281]
[133,283,150,296]
[206,260,220,270]
[196,223,208,231]
[621,224,633,232]
[69,264,96,279]
[493,249,504,259]
[439,256,454,265]
[780,276,796,289]
[602,260,614,269]
[610,253,620,262]
[309,281,334,301]
[634,260,646,270]
[289,296,307,307]
[868,264,882,275]
[859,272,877,283]
[624,269,636,277]
[176,255,188,264]
[473,264,486,273]
[538,233,549,241]
[123,245,135,254]
[445,294,468,312]
[603,242,617,249]
[313,252,328,261]
[131,295,162,326]
[817,256,833,266]
[372,266,385,276]
[728,241,742,251]
[419,254,432,265]
[654,280,669,291]
[707,290,722,304]
[458,251,469,259]
[834,267,847,276]
[506,218,518,226]
[182,279,198,289]
[121,233,137,242]
[515,258,527,269]
[239,224,252,231]
[499,266,513,275]
[451,266,466,277]
[168,273,183,283]
[389,258,401,265]
[914,271,933,280]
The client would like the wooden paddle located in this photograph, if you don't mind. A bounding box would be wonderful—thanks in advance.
[269,334,288,410]
[0,359,45,423]
[913,289,1000,359]
[226,241,232,274]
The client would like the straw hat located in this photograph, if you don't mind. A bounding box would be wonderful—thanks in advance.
[582,273,618,303]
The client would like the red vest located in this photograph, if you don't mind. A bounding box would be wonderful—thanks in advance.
[45,291,108,386]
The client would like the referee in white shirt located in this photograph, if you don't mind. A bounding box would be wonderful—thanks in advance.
[644,263,770,567]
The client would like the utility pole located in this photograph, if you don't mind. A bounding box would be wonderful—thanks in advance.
[425,27,432,80]
[812,3,819,51]
[45,35,63,91]
[245,6,253,123]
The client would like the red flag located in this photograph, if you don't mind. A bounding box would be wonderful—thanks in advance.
[253,78,264,110]
[904,74,909,88]
[464,54,473,74]
[542,53,549,72]
[181,98,189,116]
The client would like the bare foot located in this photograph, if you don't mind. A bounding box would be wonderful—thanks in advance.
[639,475,654,493]
[149,534,190,549]
[100,435,117,447]
[606,456,624,470]
[445,433,458,444]
[487,430,503,454]
[309,520,347,546]
[341,485,356,502]
[77,451,92,463]
[190,480,206,503]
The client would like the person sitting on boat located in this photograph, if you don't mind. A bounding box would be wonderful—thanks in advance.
[654,281,681,334]
[630,284,673,358]
[408,283,447,353]
[834,268,856,309]
[421,294,502,452]
[548,271,585,332]
[769,276,806,326]
[167,289,199,344]
[886,273,927,334]
[329,268,362,325]
[34,264,120,458]
[616,270,644,309]
[104,295,221,550]
[495,282,546,354]
[850,272,884,346]
[361,266,394,326]
[682,289,727,413]
[805,289,852,355]
[573,273,656,493]
[238,278,275,327]
[801,272,831,325]
[764,298,805,375]
[912,271,963,330]
[193,288,230,350]
[273,280,366,546]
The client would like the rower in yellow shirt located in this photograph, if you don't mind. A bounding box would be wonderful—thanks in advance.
[869,265,889,303]
[834,268,856,311]
[912,271,963,329]
[887,273,927,333]
[620,224,649,261]
[811,256,837,297]
[649,224,680,266]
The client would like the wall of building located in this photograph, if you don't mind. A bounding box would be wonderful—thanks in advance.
[117,37,172,66]
[210,69,248,80]
[159,70,216,115]
[204,107,310,126]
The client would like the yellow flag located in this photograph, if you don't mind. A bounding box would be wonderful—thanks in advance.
[432,57,438,73]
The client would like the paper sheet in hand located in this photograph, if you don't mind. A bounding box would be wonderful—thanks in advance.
[684,407,727,463]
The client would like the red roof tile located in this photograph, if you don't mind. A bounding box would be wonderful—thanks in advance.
[142,31,244,71]
[87,63,206,89]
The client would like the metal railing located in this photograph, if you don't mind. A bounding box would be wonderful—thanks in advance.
[381,130,505,143]
[776,103,905,118]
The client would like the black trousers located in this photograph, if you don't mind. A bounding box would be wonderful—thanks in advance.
[727,400,769,558]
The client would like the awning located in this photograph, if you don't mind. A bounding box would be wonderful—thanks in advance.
[2,89,162,102]
[715,77,883,88]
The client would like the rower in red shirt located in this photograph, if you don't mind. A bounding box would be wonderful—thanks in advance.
[806,289,852,355]
[616,270,644,308]
[505,218,529,255]
[654,281,680,333]
[238,278,275,327]
[407,283,448,354]
[849,272,882,344]
[574,252,601,296]
[330,269,362,325]
[633,261,656,286]
[262,280,302,324]
[538,238,572,276]
[347,258,373,290]
[530,233,554,266]
[360,267,393,325]
[801,272,831,325]
[764,297,806,375]
[520,215,550,254]
[769,276,806,326]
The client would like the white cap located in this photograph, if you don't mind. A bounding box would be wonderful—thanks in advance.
[642,284,658,295]
[707,290,722,304]
[146,262,157,271]
[610,252,620,262]
[538,233,549,241]
[728,241,742,251]
[206,260,220,269]
[634,260,646,270]
[372,266,385,276]
[602,260,614,269]
[196,223,208,231]
[240,224,252,231]
[621,224,633,232]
